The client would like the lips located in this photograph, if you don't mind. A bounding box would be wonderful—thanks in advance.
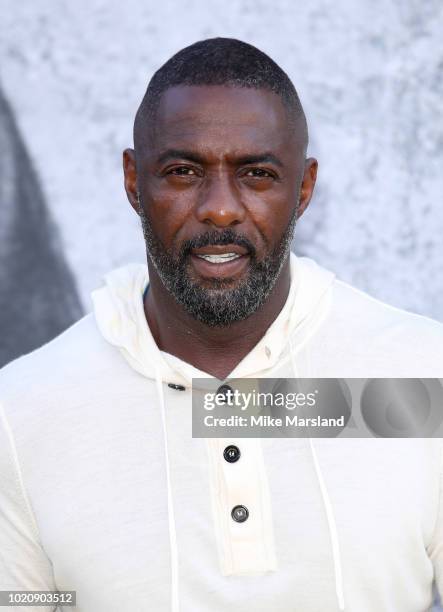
[189,244,250,279]
[191,244,248,257]
[195,252,242,264]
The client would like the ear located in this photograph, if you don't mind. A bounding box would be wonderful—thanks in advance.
[123,148,140,214]
[297,157,318,219]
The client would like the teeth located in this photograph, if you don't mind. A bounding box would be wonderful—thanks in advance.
[196,253,241,263]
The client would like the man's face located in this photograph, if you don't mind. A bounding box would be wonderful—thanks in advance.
[124,85,316,326]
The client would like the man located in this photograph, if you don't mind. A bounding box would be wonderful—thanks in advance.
[1,37,443,612]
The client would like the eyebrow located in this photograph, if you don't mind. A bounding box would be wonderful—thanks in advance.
[156,149,206,165]
[234,153,284,168]
[155,149,284,168]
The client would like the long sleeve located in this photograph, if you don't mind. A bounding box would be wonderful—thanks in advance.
[0,401,57,611]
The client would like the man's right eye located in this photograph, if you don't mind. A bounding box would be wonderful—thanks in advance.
[167,166,196,176]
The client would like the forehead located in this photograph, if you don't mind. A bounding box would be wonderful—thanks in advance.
[148,85,297,156]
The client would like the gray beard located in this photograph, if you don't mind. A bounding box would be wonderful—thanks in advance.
[138,204,298,327]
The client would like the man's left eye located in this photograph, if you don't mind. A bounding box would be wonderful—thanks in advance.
[244,168,273,178]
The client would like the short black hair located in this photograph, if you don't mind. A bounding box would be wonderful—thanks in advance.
[134,37,308,153]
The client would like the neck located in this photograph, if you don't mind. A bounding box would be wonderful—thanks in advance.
[144,258,291,380]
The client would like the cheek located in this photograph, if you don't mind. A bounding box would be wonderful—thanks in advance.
[145,186,196,248]
[242,189,296,246]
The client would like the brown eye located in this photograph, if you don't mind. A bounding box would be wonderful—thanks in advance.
[244,168,274,178]
[168,167,196,176]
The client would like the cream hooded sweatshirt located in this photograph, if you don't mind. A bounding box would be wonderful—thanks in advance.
[1,253,443,612]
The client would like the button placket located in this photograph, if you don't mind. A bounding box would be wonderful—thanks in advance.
[206,436,277,576]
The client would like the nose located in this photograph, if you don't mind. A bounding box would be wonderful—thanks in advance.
[195,172,246,227]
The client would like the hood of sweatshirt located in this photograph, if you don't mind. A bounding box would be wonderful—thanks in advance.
[91,252,335,385]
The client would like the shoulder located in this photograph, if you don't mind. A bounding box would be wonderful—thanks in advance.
[328,277,443,373]
[0,313,131,406]
[332,277,443,336]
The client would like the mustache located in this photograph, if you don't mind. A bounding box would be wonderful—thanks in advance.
[180,229,257,258]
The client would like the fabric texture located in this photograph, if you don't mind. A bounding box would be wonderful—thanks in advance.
[1,252,443,611]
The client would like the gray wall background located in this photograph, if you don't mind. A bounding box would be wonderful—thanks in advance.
[1,0,443,363]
